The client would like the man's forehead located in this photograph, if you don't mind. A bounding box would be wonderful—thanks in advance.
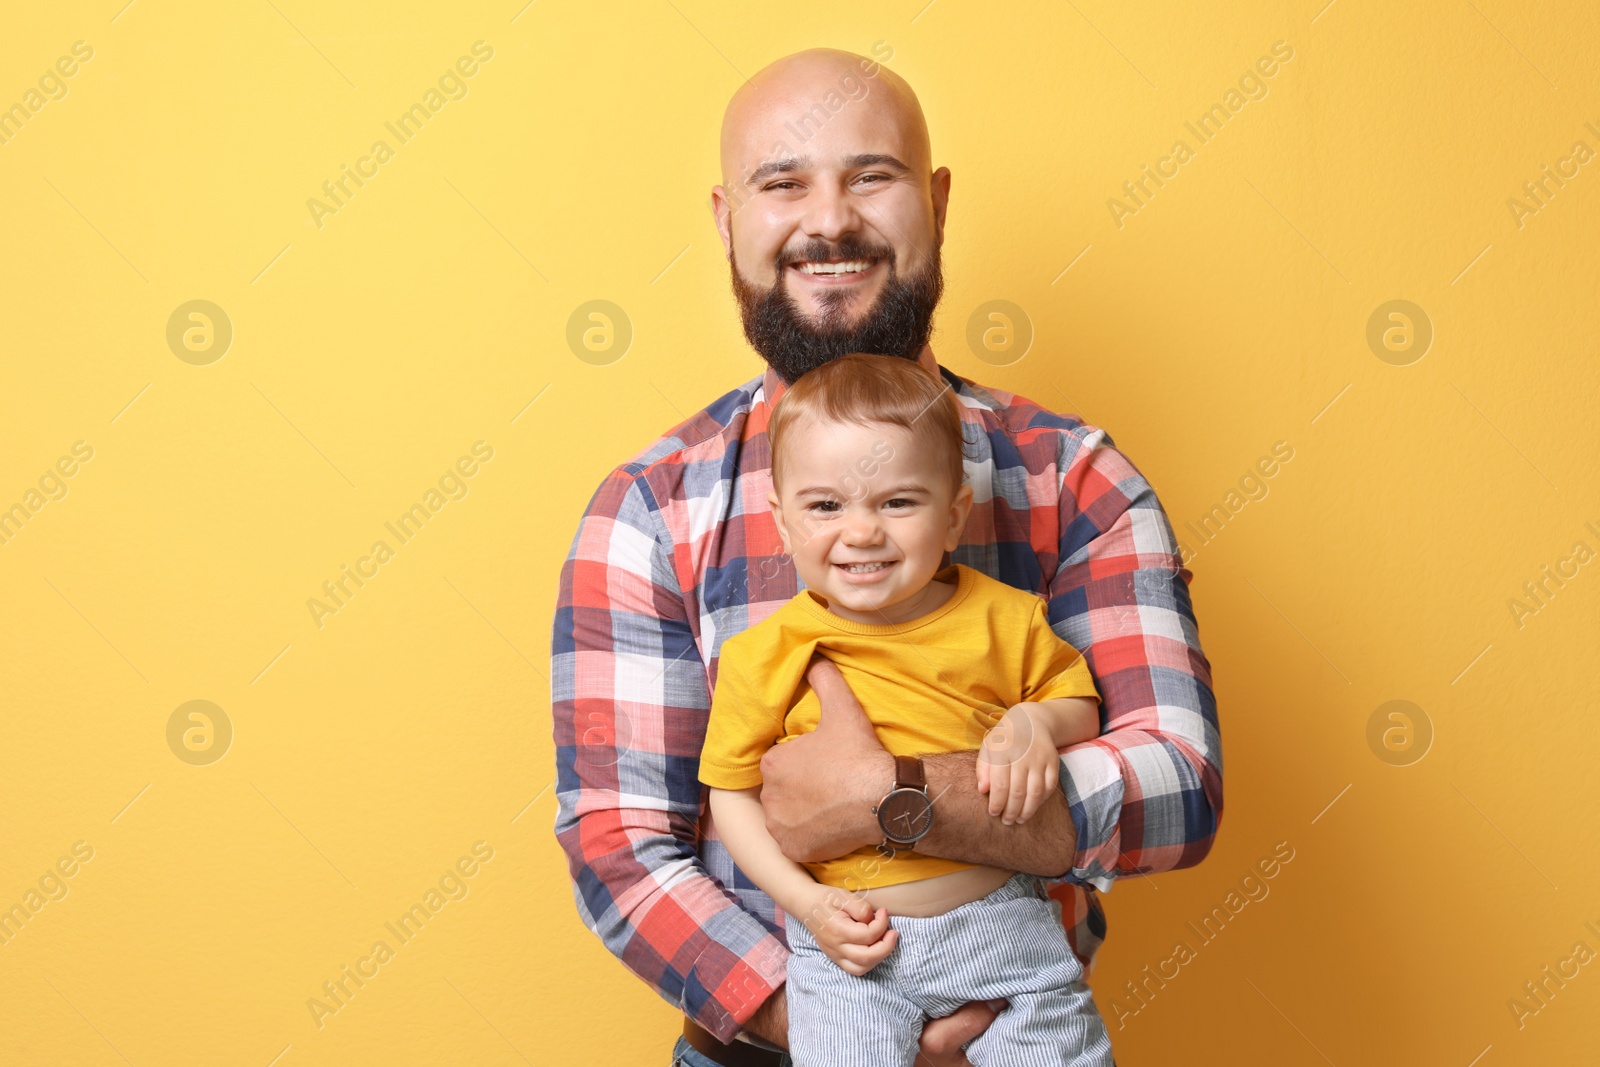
[720,51,928,179]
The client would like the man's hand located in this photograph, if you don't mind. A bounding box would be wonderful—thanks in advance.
[917,1000,1004,1066]
[760,655,892,864]
[763,656,1078,875]
[738,981,998,1064]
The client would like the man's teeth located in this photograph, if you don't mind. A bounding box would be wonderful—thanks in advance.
[840,562,891,573]
[796,260,873,275]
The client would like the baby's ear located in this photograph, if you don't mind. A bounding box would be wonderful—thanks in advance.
[946,483,975,548]
[767,492,793,553]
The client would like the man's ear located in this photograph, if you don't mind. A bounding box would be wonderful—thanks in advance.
[768,490,793,555]
[945,483,973,551]
[930,166,951,249]
[710,186,734,259]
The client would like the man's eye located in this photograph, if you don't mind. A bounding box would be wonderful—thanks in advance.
[765,181,800,191]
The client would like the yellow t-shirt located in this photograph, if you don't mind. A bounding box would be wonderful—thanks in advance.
[698,563,1100,890]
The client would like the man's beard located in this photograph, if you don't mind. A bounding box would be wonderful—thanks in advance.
[729,237,943,385]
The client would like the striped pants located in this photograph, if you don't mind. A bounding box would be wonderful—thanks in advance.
[783,872,1114,1067]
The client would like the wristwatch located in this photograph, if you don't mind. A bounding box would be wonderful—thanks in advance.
[872,754,933,858]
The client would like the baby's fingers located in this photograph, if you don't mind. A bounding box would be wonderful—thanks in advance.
[1003,770,1031,823]
[1019,769,1047,822]
[834,928,898,973]
[1023,763,1059,822]
[986,761,1012,817]
[861,905,890,943]
[838,895,875,924]
[834,906,889,945]
[829,905,889,945]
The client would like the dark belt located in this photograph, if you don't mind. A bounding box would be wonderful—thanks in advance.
[683,1018,786,1067]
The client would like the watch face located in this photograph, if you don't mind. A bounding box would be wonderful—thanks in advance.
[877,788,933,844]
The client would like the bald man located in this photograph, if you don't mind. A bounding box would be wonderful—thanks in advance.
[553,47,1222,1067]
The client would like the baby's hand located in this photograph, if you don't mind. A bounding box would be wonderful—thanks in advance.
[800,887,898,976]
[977,702,1059,825]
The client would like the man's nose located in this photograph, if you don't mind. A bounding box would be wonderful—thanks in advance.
[800,178,862,244]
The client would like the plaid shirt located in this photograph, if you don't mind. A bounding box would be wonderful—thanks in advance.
[551,358,1222,1044]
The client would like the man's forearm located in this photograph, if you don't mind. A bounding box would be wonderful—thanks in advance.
[740,984,789,1049]
[913,749,1076,876]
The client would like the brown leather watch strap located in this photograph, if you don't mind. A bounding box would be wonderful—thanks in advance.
[894,753,925,791]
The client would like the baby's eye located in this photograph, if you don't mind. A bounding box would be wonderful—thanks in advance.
[884,498,915,509]
[807,500,840,513]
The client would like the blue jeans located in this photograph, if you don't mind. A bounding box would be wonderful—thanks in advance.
[670,1034,794,1066]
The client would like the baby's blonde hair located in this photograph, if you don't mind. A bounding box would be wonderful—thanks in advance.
[767,354,966,496]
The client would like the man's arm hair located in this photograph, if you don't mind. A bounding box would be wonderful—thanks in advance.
[740,983,789,1049]
[913,749,1076,876]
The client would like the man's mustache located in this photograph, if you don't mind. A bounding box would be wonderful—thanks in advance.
[776,241,896,269]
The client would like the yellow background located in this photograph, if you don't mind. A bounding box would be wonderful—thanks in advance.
[1,1,1596,1063]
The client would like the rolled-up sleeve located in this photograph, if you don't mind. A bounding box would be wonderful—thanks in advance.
[552,468,788,1043]
[1044,426,1223,886]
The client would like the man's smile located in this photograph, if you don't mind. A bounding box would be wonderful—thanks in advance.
[787,258,884,286]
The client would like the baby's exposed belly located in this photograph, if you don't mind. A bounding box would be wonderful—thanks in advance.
[857,863,1014,917]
